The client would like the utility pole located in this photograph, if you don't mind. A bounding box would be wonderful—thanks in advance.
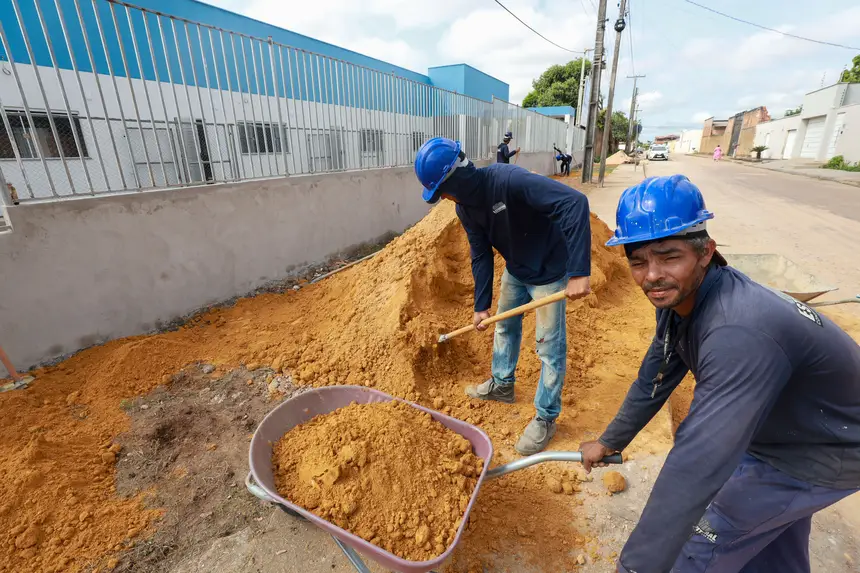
[625,74,645,152]
[634,107,642,149]
[582,0,608,184]
[577,49,592,128]
[598,0,628,187]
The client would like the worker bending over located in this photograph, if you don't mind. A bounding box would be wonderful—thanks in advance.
[553,145,572,176]
[496,131,520,164]
[579,175,860,573]
[415,137,592,454]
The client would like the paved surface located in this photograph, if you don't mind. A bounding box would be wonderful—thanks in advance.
[731,157,860,188]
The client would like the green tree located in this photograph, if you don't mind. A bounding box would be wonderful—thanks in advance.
[784,106,802,117]
[597,110,636,152]
[522,58,592,109]
[840,55,860,83]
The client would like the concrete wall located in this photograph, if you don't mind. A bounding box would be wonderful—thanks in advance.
[0,152,555,370]
[754,115,801,159]
[834,104,860,162]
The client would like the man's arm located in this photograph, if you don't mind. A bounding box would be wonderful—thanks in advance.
[599,315,689,452]
[617,326,792,573]
[456,206,494,312]
[505,145,519,159]
[514,171,592,278]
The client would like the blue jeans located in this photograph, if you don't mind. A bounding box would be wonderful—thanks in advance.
[491,269,567,421]
[670,454,858,573]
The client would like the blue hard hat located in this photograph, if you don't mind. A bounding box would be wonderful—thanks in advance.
[606,175,714,246]
[555,154,563,160]
[415,137,462,204]
[504,131,513,139]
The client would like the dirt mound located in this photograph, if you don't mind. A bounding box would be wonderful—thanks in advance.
[0,200,671,573]
[605,150,631,166]
[272,401,483,562]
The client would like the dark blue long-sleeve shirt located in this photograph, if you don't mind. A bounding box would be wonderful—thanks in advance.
[600,265,860,573]
[496,142,517,163]
[443,162,591,311]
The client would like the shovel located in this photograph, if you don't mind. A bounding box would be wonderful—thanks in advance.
[438,290,567,343]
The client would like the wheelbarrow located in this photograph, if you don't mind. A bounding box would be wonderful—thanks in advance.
[246,386,622,573]
[725,254,860,307]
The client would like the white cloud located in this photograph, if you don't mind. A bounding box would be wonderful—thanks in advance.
[438,6,595,103]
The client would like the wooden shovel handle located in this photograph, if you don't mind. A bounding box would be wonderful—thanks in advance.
[439,290,566,342]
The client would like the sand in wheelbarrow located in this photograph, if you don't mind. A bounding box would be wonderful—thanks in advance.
[272,401,484,562]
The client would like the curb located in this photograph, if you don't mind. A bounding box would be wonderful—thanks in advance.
[686,154,860,189]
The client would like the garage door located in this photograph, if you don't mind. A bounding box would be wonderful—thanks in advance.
[800,116,826,159]
[783,130,797,159]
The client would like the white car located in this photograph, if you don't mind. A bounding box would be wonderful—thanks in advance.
[647,145,669,161]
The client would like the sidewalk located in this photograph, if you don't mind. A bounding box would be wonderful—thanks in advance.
[690,154,860,188]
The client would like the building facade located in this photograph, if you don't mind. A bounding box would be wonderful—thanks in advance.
[0,0,567,201]
[700,107,770,157]
[754,83,860,162]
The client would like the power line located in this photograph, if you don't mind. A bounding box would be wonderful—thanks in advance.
[682,0,860,51]
[493,0,585,53]
[579,0,593,19]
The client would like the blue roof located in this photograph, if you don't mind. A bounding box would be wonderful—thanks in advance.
[527,106,576,117]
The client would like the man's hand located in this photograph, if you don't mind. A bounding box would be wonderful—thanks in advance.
[473,310,491,331]
[565,276,591,300]
[579,440,614,473]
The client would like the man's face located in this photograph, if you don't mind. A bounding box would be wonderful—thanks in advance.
[627,238,715,309]
[440,192,457,203]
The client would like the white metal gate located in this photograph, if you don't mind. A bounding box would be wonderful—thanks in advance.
[800,116,826,159]
[782,130,797,159]
[826,113,846,160]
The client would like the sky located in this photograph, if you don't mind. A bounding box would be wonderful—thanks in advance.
[202,0,860,140]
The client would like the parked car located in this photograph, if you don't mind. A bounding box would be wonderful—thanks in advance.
[647,144,669,161]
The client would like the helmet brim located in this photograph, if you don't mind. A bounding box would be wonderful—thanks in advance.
[422,186,442,204]
[605,213,714,246]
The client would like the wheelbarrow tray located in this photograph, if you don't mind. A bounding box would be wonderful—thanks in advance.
[248,386,494,573]
[724,253,837,303]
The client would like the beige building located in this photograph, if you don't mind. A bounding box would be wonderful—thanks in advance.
[754,83,860,162]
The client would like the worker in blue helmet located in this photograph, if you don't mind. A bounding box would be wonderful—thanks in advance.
[553,144,572,176]
[415,136,592,455]
[577,175,860,573]
[497,131,519,163]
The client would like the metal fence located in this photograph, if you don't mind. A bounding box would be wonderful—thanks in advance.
[0,0,569,202]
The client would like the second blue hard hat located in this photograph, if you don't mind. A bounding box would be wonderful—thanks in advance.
[606,174,713,247]
[415,137,461,204]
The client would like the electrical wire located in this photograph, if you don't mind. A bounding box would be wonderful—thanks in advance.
[578,0,592,19]
[492,0,586,53]
[682,0,860,51]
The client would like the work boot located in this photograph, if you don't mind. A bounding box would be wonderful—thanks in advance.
[515,416,557,455]
[465,378,515,404]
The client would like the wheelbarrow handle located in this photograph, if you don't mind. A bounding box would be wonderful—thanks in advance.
[485,451,623,479]
[808,294,860,308]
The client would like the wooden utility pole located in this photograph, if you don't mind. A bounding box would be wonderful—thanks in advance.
[625,74,645,152]
[598,0,628,187]
[581,0,607,184]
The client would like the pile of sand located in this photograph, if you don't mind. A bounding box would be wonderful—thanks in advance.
[272,401,483,561]
[605,150,631,166]
[0,195,683,572]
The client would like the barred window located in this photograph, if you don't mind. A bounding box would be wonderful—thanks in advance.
[0,111,87,159]
[411,131,427,152]
[238,122,286,154]
[360,129,383,153]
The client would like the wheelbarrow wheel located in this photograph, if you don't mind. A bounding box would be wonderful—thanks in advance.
[277,504,307,521]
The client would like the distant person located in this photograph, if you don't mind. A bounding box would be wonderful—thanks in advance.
[415,137,592,455]
[553,145,572,176]
[713,144,723,161]
[497,131,520,164]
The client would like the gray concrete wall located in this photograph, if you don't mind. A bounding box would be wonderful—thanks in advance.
[0,153,554,371]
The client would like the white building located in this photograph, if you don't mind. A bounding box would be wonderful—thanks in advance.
[754,83,860,162]
[675,129,702,154]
